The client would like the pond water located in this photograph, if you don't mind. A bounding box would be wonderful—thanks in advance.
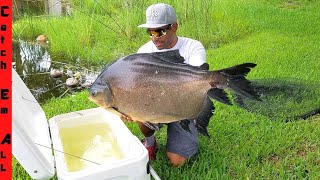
[12,40,100,103]
[12,0,103,103]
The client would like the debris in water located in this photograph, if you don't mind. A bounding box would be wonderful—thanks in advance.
[50,69,63,78]
[66,78,79,87]
[36,34,48,46]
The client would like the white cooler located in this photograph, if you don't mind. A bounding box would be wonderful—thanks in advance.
[12,69,152,180]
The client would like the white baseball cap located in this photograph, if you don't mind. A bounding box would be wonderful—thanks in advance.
[138,3,177,28]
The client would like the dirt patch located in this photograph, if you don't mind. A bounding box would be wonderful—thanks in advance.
[268,154,281,164]
[278,1,301,9]
[297,149,306,157]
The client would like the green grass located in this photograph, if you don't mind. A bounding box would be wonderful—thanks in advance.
[12,0,320,179]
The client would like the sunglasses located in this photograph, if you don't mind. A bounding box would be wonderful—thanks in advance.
[146,24,173,38]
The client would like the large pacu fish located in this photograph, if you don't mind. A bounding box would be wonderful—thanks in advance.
[89,50,258,136]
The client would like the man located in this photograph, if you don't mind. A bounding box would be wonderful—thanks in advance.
[126,3,208,167]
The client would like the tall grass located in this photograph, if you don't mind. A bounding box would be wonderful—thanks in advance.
[12,0,258,63]
[12,0,320,179]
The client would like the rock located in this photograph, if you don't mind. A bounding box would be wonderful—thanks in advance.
[50,69,63,78]
[81,81,93,88]
[66,78,79,87]
[36,35,48,46]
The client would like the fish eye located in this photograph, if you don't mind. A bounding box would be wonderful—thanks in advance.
[90,91,97,97]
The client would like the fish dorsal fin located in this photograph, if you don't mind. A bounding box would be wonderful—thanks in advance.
[150,51,210,71]
[199,63,209,70]
[151,50,186,64]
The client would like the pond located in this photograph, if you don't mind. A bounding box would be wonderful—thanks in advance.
[12,40,101,103]
[12,0,103,103]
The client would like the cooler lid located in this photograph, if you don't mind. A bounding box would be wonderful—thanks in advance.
[12,69,55,179]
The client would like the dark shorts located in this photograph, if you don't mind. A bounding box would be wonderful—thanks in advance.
[166,121,199,159]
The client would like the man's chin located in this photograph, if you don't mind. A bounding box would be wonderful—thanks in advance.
[156,45,165,50]
[154,42,164,49]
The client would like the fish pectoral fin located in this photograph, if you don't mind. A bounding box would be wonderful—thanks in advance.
[105,107,123,116]
[193,96,215,137]
[144,122,162,131]
[105,107,133,121]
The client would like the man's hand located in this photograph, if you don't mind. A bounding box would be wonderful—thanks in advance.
[120,114,133,122]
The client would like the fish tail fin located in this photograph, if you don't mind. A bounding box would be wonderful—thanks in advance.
[208,63,259,103]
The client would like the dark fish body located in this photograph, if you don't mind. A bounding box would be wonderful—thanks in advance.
[89,50,258,135]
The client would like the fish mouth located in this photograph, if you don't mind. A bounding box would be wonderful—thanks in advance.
[88,94,109,109]
[88,86,114,109]
[88,93,96,102]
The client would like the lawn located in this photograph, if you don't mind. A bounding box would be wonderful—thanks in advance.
[12,0,320,179]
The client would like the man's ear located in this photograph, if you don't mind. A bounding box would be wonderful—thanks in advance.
[172,22,178,32]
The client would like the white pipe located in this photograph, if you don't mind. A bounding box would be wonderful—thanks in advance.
[149,165,161,180]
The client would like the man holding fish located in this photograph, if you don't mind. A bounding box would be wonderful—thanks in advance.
[131,3,208,167]
[89,3,257,167]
